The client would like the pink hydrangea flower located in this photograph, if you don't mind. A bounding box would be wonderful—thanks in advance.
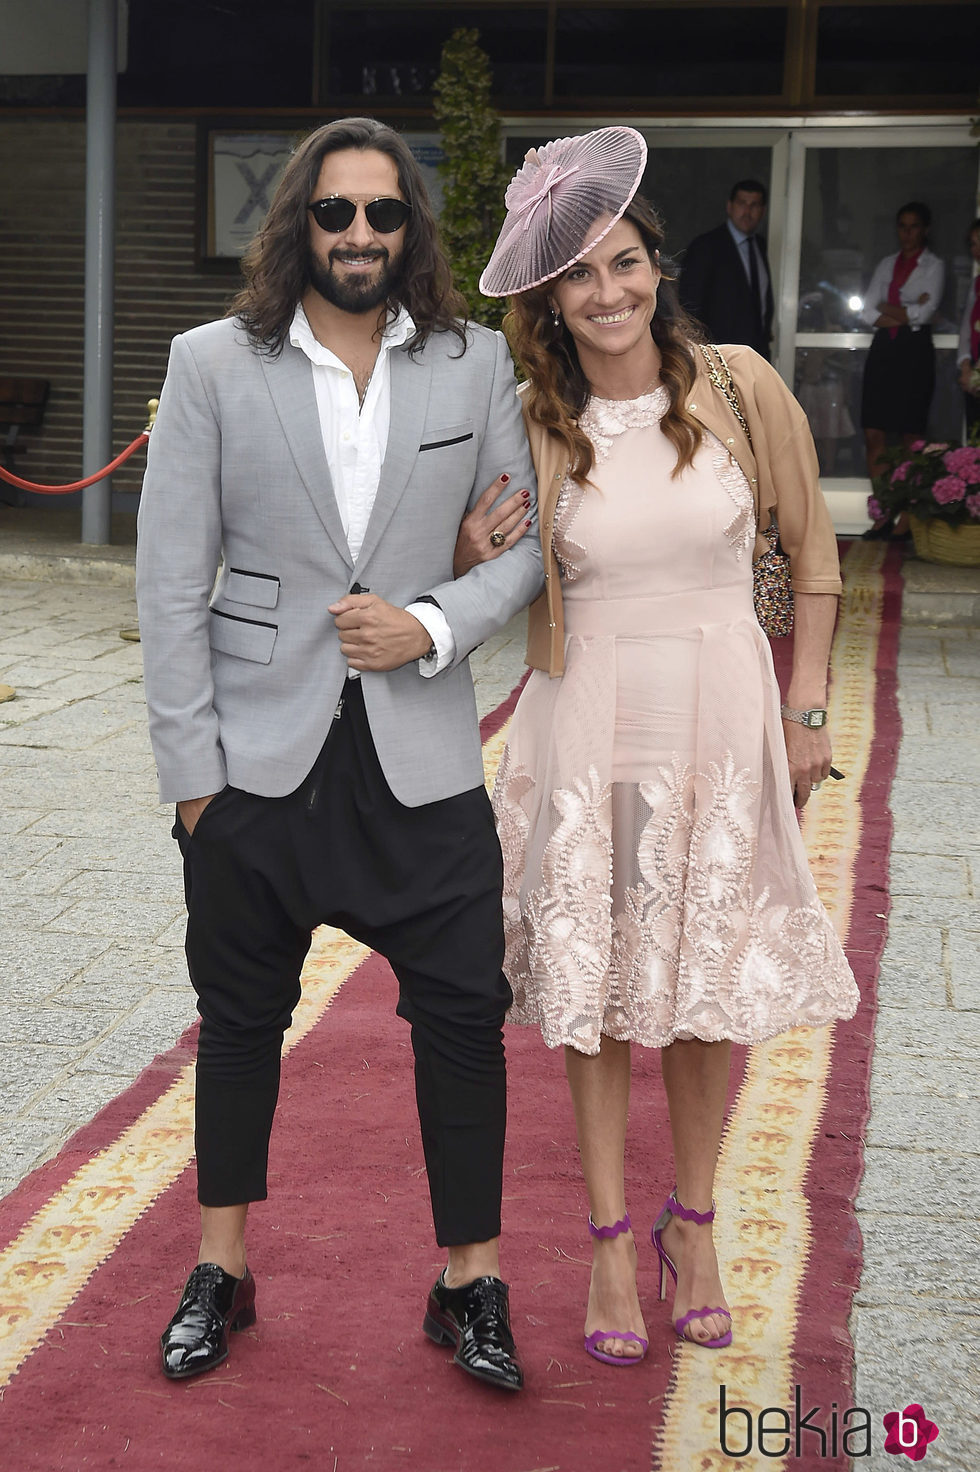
[867,496,883,520]
[966,492,980,518]
[942,445,980,480]
[890,461,911,483]
[932,475,967,504]
[909,439,926,451]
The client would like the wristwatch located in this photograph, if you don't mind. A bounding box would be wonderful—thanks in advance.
[780,704,827,728]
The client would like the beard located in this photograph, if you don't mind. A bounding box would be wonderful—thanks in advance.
[307,246,401,315]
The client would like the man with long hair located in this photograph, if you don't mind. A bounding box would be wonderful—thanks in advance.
[137,117,540,1391]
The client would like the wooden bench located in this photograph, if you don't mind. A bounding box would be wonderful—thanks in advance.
[0,376,50,505]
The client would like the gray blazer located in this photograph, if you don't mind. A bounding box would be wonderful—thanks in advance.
[136,317,542,806]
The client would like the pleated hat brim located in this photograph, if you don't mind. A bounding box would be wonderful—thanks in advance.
[479,126,648,298]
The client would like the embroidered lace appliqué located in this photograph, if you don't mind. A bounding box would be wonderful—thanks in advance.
[707,431,756,560]
[496,747,857,1054]
[580,387,670,467]
[553,478,586,581]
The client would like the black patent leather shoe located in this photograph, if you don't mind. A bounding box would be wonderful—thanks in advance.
[160,1262,256,1380]
[423,1272,524,1391]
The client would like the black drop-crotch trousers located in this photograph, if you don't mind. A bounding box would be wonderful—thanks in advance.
[174,679,512,1246]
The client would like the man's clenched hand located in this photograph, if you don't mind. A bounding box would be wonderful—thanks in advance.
[328,593,432,671]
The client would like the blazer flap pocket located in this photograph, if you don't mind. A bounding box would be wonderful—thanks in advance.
[419,422,474,453]
[225,567,281,609]
[209,607,278,665]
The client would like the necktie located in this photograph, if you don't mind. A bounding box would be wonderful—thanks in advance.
[746,236,762,328]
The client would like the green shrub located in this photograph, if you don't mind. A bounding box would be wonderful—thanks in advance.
[433,28,510,331]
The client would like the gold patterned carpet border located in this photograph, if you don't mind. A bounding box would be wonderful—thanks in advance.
[654,541,887,1471]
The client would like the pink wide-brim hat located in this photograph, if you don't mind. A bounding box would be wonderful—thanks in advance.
[479,125,648,298]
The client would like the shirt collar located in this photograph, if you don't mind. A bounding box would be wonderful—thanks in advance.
[727,218,752,247]
[288,302,417,369]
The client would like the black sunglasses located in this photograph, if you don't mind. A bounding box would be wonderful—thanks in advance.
[307,196,412,234]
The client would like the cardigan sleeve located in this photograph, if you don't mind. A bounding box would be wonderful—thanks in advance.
[728,347,843,596]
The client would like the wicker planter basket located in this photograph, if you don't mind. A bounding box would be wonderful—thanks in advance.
[909,516,980,567]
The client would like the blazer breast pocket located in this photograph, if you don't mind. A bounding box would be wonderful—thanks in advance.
[209,607,278,664]
[419,422,474,453]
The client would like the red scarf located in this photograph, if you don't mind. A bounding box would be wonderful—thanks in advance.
[971,274,980,364]
[887,248,923,340]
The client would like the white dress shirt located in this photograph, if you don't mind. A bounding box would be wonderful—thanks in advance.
[726,218,770,317]
[289,303,454,676]
[859,248,945,331]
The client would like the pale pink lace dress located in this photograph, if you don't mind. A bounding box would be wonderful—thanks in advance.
[493,388,859,1055]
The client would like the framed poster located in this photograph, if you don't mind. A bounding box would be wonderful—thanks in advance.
[199,127,303,266]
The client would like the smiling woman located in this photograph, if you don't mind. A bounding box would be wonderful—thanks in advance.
[550,228,661,363]
[468,125,859,1371]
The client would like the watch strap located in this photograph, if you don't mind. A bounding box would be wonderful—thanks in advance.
[780,703,828,727]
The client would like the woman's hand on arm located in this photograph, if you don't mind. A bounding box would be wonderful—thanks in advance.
[453,475,532,577]
[782,591,839,808]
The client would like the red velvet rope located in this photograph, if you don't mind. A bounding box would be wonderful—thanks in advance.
[0,433,149,495]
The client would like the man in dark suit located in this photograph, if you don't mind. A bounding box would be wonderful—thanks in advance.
[679,179,774,358]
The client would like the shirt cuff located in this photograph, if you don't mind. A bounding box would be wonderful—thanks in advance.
[405,600,456,677]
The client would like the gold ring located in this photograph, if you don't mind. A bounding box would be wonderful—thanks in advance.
[489,530,506,548]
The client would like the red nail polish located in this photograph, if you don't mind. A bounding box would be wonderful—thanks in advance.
[521,490,531,501]
[500,473,510,484]
[525,519,532,528]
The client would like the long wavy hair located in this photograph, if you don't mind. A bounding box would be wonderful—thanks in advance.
[229,117,468,356]
[505,195,704,484]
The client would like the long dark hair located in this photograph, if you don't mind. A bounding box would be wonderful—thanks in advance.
[229,117,468,356]
[505,194,704,484]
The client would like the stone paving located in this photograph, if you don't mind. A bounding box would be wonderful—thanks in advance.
[0,545,977,1468]
[851,622,979,1472]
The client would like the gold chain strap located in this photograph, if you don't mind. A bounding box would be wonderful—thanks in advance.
[697,344,753,449]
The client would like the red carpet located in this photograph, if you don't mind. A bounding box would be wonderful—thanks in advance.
[0,543,902,1471]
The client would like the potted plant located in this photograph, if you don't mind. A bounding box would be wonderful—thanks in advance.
[869,438,980,565]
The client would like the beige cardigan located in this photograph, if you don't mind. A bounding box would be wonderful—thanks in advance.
[524,343,843,676]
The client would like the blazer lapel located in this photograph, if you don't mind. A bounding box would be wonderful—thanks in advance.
[353,346,432,576]
[259,346,353,570]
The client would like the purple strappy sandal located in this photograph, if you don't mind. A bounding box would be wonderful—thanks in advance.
[651,1193,733,1349]
[583,1212,649,1367]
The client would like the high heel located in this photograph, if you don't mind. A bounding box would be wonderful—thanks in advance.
[651,1193,733,1350]
[582,1212,649,1367]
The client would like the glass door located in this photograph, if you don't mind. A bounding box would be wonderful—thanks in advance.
[778,123,980,532]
